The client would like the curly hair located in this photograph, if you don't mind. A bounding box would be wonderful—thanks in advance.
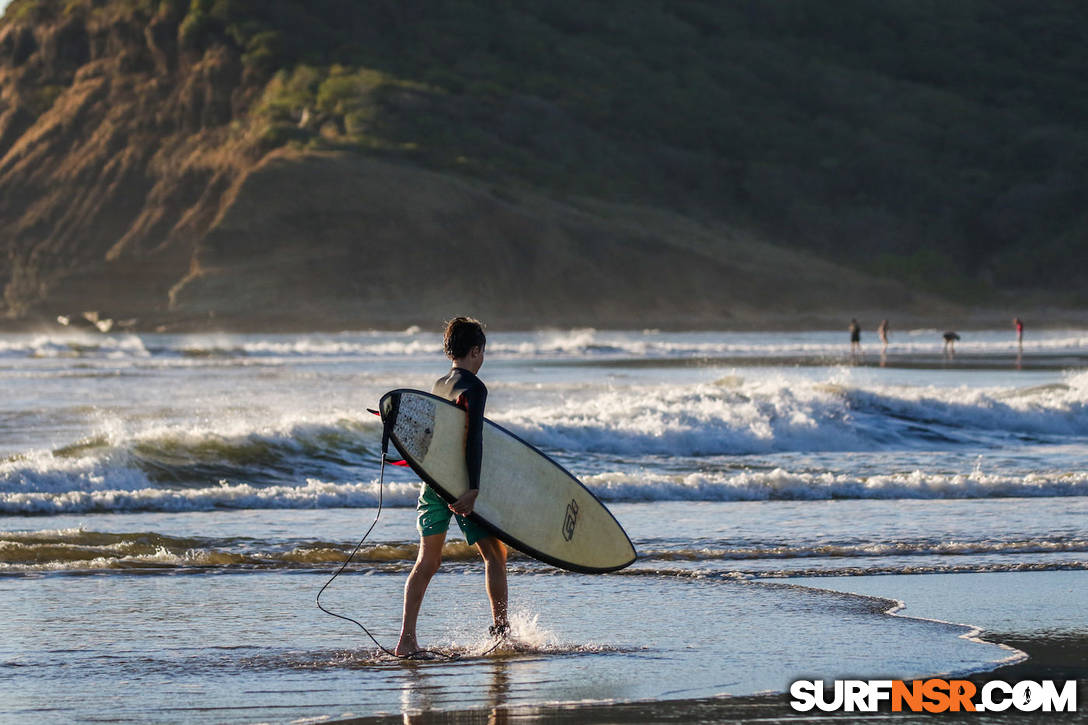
[443,316,486,359]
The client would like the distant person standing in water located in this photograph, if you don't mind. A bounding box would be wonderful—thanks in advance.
[849,319,862,357]
[1014,317,1024,349]
[394,317,509,657]
[943,331,960,357]
[878,319,889,351]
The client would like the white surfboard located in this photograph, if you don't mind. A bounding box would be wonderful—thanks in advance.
[379,389,636,573]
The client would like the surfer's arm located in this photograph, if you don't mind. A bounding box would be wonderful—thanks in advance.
[464,383,486,491]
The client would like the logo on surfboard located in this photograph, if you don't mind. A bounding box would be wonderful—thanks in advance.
[562,499,579,541]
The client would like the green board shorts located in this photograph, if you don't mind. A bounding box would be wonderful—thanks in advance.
[416,483,489,545]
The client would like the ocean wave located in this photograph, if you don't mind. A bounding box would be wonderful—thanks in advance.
[0,528,479,572]
[582,468,1088,501]
[0,478,419,515]
[1,416,386,494]
[0,332,151,359]
[497,373,1088,455]
[492,329,1088,359]
[3,328,1087,361]
[4,465,1088,516]
[4,373,1088,504]
[4,527,1085,575]
[636,537,1088,561]
[0,331,438,360]
[223,328,1088,360]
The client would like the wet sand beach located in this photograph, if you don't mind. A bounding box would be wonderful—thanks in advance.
[332,632,1086,725]
[327,634,1086,725]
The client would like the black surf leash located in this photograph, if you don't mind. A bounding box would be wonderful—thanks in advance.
[315,411,506,661]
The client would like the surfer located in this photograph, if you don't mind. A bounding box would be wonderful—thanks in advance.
[877,319,889,350]
[1014,317,1023,348]
[395,317,509,656]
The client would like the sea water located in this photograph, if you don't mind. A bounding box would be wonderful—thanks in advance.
[1,328,1086,721]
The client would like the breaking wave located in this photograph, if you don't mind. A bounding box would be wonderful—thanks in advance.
[1,415,390,496]
[3,372,1088,513]
[3,467,1088,516]
[499,371,1088,455]
[0,478,421,515]
[581,468,1088,501]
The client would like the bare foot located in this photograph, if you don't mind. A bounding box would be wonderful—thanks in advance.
[394,635,420,657]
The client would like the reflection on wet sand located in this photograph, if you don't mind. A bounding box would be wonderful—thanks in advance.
[400,661,512,725]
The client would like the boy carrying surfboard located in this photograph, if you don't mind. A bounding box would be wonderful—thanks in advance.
[394,317,509,657]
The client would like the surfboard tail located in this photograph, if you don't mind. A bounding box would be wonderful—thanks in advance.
[368,407,408,465]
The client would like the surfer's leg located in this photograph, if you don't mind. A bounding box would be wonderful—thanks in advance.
[396,532,446,656]
[476,536,508,632]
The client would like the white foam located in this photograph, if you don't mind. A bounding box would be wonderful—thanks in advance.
[493,372,1088,455]
[582,468,1088,501]
[0,478,420,514]
[4,464,1087,515]
[0,449,156,495]
[0,332,151,359]
[0,411,384,495]
[4,328,1087,361]
[3,371,1088,508]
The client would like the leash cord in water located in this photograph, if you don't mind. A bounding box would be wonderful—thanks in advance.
[315,451,504,660]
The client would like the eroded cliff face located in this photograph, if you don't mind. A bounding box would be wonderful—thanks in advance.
[0,3,263,326]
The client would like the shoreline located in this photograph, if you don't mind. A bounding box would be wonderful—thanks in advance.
[333,630,1087,724]
[329,572,1087,724]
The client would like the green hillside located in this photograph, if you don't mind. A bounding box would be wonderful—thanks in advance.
[34,0,1082,295]
[1,0,1086,329]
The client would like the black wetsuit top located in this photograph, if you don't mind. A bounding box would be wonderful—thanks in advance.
[431,367,487,490]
